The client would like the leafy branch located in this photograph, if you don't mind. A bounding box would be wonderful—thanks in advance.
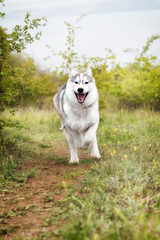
[46,14,86,74]
[9,12,47,52]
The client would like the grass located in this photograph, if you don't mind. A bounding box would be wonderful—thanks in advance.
[58,109,160,240]
[0,107,160,239]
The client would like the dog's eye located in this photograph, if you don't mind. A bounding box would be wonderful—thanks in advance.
[75,81,78,84]
[85,82,89,84]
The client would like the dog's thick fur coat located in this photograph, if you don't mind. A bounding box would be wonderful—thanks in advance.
[54,68,100,163]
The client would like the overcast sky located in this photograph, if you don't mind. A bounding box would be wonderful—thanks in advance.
[2,0,160,70]
[4,0,160,17]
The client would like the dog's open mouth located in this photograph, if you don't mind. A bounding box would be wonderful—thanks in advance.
[74,92,88,104]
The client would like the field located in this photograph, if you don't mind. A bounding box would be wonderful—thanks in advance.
[0,107,160,239]
[1,3,160,239]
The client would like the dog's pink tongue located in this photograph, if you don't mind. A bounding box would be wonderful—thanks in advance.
[77,94,86,103]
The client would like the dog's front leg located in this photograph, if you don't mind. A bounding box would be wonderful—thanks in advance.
[90,135,101,159]
[84,124,101,159]
[64,128,79,164]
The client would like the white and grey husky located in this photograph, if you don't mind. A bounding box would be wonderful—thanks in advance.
[54,68,100,163]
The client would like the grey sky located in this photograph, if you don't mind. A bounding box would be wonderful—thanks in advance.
[4,0,160,18]
[2,0,160,70]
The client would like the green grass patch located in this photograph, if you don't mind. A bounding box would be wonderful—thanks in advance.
[0,107,160,239]
[56,109,160,240]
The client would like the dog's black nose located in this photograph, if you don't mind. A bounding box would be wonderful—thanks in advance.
[78,88,83,93]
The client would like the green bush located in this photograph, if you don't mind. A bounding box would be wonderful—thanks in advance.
[108,61,160,109]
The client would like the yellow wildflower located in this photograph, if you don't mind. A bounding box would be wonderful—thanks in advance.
[123,129,126,132]
[134,147,137,151]
[114,128,118,132]
[125,154,127,158]
[103,143,106,147]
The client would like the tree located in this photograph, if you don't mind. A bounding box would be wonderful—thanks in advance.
[0,1,47,111]
[0,0,47,156]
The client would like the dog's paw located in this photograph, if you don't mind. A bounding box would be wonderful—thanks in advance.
[69,160,79,164]
[91,153,101,159]
[69,158,79,164]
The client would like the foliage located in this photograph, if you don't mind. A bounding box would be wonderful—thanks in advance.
[0,7,47,111]
[108,35,160,109]
[0,2,47,159]
[2,53,61,107]
[1,12,159,111]
[46,16,160,110]
[109,63,160,109]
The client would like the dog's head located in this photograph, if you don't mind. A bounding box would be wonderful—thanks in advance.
[67,68,98,105]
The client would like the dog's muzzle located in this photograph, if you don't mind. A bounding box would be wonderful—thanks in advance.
[74,92,88,104]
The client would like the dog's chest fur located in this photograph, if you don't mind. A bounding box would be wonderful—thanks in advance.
[64,101,98,132]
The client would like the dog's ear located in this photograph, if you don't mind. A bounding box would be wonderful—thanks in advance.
[86,68,92,77]
[70,69,78,77]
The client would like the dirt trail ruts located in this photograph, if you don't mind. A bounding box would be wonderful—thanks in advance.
[0,147,91,239]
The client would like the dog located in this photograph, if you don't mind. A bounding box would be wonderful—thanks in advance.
[53,68,100,163]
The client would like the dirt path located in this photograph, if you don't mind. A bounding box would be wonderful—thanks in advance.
[0,146,92,239]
